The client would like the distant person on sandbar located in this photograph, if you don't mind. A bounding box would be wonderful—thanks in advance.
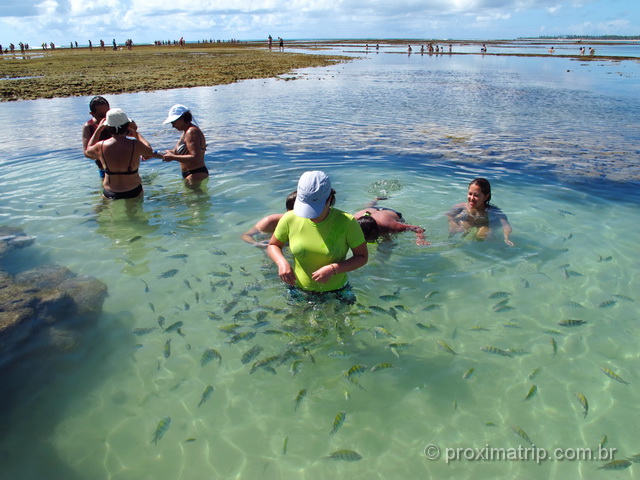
[83,96,139,178]
[153,105,209,186]
[241,191,297,247]
[355,198,429,246]
[279,37,284,52]
[85,108,154,200]
[446,177,513,246]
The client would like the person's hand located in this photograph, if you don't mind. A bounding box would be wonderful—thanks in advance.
[312,264,335,283]
[278,263,296,285]
[504,238,514,247]
[416,238,431,246]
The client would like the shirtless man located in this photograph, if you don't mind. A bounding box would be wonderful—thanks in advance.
[355,197,429,245]
[241,191,297,247]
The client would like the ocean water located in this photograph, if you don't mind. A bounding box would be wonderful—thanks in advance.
[0,47,639,479]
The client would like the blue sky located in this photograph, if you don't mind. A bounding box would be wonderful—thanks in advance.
[1,0,638,47]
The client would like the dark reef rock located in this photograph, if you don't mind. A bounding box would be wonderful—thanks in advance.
[0,228,108,369]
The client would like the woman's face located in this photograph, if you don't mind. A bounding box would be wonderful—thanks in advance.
[467,184,489,209]
[171,117,187,131]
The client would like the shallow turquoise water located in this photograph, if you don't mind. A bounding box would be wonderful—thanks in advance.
[0,48,639,479]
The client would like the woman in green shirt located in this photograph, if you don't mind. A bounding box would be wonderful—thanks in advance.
[267,171,368,304]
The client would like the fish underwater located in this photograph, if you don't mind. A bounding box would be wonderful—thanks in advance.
[601,367,630,386]
[511,425,534,446]
[323,449,362,461]
[158,269,178,279]
[201,348,222,367]
[151,417,171,444]
[575,392,588,418]
[294,389,307,411]
[197,386,214,407]
[436,340,458,355]
[330,411,346,436]
[241,345,264,365]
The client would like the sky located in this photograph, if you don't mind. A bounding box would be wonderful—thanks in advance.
[0,0,638,47]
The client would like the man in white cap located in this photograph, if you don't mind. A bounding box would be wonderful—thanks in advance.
[267,171,367,303]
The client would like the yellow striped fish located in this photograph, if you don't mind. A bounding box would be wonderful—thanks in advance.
[575,392,588,418]
[601,367,630,386]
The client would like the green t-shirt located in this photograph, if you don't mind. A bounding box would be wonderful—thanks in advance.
[274,208,365,292]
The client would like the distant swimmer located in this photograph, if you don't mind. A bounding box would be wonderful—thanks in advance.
[446,178,514,246]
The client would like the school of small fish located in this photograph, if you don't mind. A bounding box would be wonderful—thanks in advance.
[125,240,635,474]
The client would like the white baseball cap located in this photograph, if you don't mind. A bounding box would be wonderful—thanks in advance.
[104,108,131,127]
[293,171,332,219]
[163,104,190,124]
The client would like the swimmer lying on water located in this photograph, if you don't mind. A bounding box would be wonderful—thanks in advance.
[446,177,514,246]
[354,197,429,245]
[241,191,297,247]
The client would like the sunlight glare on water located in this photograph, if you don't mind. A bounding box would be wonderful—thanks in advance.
[0,47,639,480]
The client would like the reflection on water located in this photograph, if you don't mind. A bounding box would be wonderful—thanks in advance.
[0,49,639,479]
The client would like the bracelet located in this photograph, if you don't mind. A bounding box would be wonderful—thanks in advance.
[330,263,338,275]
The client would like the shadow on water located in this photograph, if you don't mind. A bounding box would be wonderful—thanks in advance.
[0,309,133,480]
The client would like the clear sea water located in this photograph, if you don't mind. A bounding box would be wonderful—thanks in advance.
[0,45,639,479]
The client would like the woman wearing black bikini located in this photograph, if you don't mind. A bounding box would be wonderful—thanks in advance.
[86,108,153,200]
[155,104,209,185]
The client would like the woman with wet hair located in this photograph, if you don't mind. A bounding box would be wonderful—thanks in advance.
[446,177,513,246]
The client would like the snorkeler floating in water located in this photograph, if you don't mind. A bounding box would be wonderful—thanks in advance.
[354,197,429,245]
[446,177,514,246]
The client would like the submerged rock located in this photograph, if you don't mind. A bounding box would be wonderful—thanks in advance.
[0,228,108,370]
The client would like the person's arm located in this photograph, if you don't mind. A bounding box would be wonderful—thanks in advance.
[499,217,514,246]
[446,204,466,234]
[363,196,387,208]
[130,129,153,158]
[163,128,202,164]
[267,237,296,285]
[241,226,264,247]
[82,124,94,158]
[311,241,368,284]
[85,119,108,160]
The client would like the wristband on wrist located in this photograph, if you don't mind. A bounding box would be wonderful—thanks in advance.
[330,263,338,275]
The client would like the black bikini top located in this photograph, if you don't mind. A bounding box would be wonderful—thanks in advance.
[101,139,139,181]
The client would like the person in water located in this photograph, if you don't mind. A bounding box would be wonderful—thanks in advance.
[154,105,208,185]
[446,177,514,246]
[241,191,297,247]
[82,96,139,177]
[267,171,368,304]
[354,198,429,245]
[85,108,153,200]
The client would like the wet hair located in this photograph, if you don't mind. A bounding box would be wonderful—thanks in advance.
[285,191,297,210]
[106,121,130,136]
[327,188,336,207]
[89,96,109,113]
[357,213,381,242]
[469,178,492,206]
